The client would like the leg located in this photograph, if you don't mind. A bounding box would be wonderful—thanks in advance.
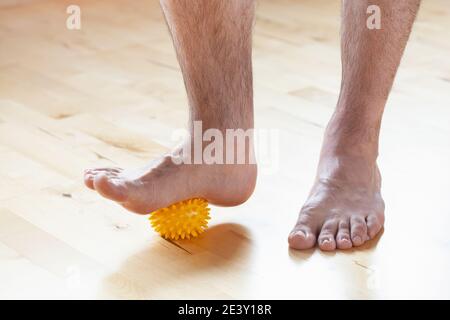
[84,0,256,214]
[289,0,421,250]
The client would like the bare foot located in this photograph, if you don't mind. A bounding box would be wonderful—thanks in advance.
[84,144,257,214]
[289,124,385,251]
[86,0,258,215]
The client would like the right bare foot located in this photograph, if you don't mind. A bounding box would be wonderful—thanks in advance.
[84,144,257,214]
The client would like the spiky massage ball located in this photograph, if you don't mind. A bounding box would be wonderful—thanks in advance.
[149,198,211,240]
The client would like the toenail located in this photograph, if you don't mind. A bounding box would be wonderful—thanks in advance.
[353,236,361,243]
[294,230,306,238]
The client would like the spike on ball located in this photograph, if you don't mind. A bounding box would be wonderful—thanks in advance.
[149,198,211,240]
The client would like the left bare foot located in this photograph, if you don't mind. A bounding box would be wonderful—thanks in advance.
[288,120,385,251]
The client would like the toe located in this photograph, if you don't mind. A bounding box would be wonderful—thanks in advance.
[85,167,122,178]
[366,214,383,239]
[84,167,122,190]
[288,228,316,250]
[84,173,95,189]
[289,213,318,250]
[336,219,352,250]
[318,219,338,251]
[93,173,128,203]
[350,215,368,246]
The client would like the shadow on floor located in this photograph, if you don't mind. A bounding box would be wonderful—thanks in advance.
[99,223,251,298]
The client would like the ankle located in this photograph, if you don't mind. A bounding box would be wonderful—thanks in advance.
[173,121,256,165]
[321,137,379,162]
[323,113,380,161]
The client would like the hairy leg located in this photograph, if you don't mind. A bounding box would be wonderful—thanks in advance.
[84,0,257,214]
[289,0,421,250]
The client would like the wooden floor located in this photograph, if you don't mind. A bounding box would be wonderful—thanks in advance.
[1,0,450,299]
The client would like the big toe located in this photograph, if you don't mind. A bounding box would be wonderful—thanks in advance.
[93,173,128,203]
[288,228,316,250]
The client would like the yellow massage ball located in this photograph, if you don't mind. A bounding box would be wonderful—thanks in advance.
[149,198,211,240]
